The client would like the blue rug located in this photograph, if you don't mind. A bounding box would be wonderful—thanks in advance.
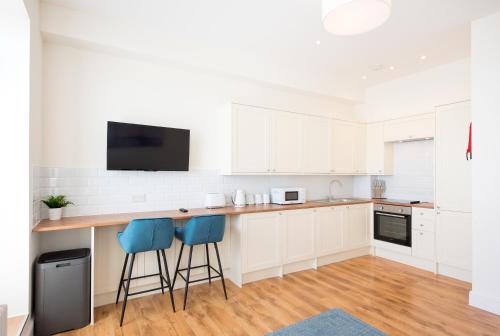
[267,309,385,336]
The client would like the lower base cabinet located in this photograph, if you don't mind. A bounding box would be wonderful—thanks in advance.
[231,204,372,286]
[412,229,435,260]
[436,211,472,271]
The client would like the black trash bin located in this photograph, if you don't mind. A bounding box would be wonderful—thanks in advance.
[35,248,91,336]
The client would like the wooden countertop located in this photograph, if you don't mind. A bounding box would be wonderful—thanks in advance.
[33,199,434,232]
[372,200,435,209]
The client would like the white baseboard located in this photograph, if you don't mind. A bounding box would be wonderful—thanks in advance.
[316,247,371,267]
[374,248,436,273]
[437,263,471,282]
[469,291,500,315]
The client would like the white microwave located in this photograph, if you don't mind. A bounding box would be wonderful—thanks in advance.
[270,188,306,205]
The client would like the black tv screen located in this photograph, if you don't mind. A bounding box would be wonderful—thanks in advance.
[107,121,190,171]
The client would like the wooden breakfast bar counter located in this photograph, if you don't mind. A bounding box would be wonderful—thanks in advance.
[33,198,433,324]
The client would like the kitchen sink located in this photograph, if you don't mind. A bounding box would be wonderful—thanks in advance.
[316,198,358,204]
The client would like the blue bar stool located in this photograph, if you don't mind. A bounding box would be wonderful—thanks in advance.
[172,215,228,310]
[116,218,176,326]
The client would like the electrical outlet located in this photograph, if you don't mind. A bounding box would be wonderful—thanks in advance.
[132,194,146,203]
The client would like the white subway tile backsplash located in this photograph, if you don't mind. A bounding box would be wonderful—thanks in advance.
[34,167,355,220]
[373,140,434,202]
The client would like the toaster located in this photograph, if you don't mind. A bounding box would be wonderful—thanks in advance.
[205,193,226,209]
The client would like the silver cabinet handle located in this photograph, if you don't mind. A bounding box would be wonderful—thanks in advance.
[375,212,405,218]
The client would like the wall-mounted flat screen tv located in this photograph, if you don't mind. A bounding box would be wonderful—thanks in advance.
[107,121,190,171]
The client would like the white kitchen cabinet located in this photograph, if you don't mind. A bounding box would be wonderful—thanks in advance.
[315,206,344,257]
[383,114,435,142]
[330,120,356,174]
[231,104,271,173]
[303,115,331,173]
[344,204,370,249]
[435,102,471,212]
[354,124,367,174]
[436,211,472,271]
[241,212,282,273]
[366,122,393,175]
[282,209,315,264]
[271,111,303,173]
[412,229,435,261]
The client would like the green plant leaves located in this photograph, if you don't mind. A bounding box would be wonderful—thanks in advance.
[42,195,74,209]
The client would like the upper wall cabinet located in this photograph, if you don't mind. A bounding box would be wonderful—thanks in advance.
[230,104,271,173]
[271,111,303,173]
[330,121,356,174]
[383,114,435,142]
[303,116,331,173]
[366,123,393,175]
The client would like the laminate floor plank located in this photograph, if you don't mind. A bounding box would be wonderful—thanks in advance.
[57,256,500,336]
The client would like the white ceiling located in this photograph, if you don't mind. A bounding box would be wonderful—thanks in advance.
[42,0,500,100]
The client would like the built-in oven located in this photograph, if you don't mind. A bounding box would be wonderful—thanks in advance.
[374,204,412,247]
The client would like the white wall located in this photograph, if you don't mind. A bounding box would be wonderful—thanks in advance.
[25,0,43,320]
[359,58,470,122]
[0,0,30,317]
[470,11,500,315]
[42,43,356,170]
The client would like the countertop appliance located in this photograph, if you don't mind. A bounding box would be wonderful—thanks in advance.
[271,187,306,205]
[374,204,412,247]
[232,190,246,208]
[205,193,226,209]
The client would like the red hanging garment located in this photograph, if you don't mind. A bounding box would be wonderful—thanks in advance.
[466,122,472,160]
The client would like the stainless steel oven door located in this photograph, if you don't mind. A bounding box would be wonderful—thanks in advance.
[374,211,412,247]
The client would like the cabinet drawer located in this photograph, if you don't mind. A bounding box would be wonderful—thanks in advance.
[412,229,435,261]
[412,218,435,232]
[412,208,435,232]
[413,207,435,220]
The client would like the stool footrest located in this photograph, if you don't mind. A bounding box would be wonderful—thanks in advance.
[121,273,170,293]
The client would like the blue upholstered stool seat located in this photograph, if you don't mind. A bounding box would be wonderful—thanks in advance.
[116,218,176,326]
[172,215,228,310]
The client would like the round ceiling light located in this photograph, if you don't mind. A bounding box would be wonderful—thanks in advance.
[322,0,392,36]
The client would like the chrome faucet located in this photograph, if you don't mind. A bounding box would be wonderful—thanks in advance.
[329,179,343,201]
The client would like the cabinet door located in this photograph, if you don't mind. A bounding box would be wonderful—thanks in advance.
[436,211,472,271]
[354,124,367,174]
[303,116,330,173]
[366,123,384,175]
[241,212,281,272]
[330,121,356,174]
[271,111,302,173]
[412,229,435,260]
[344,204,370,249]
[315,206,344,257]
[435,102,471,212]
[232,104,270,173]
[384,116,434,142]
[282,210,315,264]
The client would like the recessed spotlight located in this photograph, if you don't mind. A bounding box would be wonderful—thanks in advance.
[389,66,395,70]
[316,40,321,45]
[361,75,367,80]
[420,55,427,60]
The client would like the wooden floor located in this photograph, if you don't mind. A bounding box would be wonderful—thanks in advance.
[60,256,500,335]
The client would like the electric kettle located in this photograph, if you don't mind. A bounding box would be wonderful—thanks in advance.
[232,190,246,208]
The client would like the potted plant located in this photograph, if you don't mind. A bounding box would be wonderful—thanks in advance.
[42,195,74,221]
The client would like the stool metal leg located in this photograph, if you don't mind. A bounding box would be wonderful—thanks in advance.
[156,250,165,295]
[161,249,176,312]
[214,242,228,300]
[120,253,136,327]
[172,242,184,289]
[183,246,194,310]
[205,243,211,284]
[116,253,129,304]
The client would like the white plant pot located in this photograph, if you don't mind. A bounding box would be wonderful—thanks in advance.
[48,208,63,221]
